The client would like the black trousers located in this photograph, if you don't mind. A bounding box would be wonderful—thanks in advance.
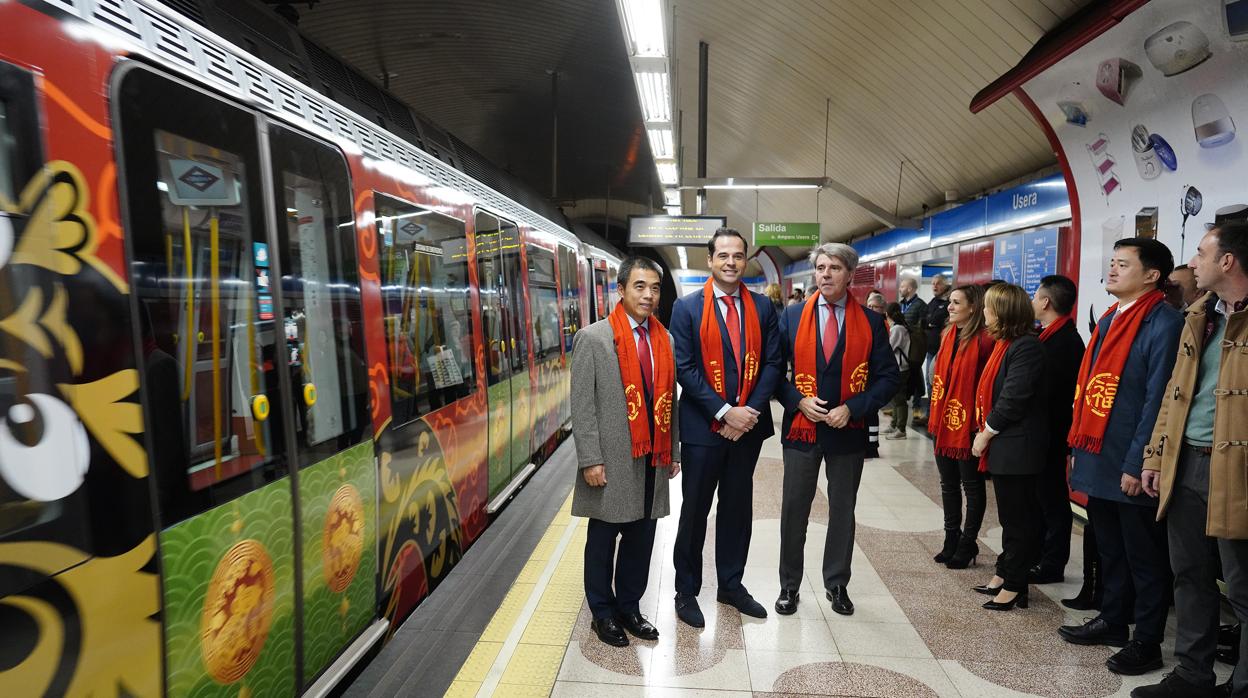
[992,473,1041,593]
[1087,495,1169,644]
[673,439,762,596]
[1032,449,1073,575]
[584,517,658,620]
[934,455,985,537]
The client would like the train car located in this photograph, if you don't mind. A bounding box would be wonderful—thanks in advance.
[0,1,622,696]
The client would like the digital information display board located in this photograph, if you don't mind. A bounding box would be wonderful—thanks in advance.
[628,215,727,246]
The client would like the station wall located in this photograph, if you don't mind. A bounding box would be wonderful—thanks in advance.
[1021,0,1248,331]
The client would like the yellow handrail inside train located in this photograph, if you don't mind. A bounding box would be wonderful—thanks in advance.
[181,208,194,401]
[210,209,222,480]
[245,288,265,456]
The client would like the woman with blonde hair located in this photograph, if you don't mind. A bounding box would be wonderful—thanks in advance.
[928,284,994,568]
[970,283,1047,611]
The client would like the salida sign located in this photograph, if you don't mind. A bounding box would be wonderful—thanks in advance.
[753,222,820,246]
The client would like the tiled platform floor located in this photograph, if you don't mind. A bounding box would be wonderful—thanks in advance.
[446,404,1234,697]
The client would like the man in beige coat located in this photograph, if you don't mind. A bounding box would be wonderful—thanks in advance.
[1139,220,1248,698]
[571,256,680,648]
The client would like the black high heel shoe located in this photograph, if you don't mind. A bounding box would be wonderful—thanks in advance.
[972,583,1002,596]
[945,537,979,569]
[933,530,959,564]
[983,591,1028,611]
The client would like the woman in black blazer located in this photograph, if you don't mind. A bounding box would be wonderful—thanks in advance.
[970,283,1047,611]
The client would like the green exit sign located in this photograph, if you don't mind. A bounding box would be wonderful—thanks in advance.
[753,222,820,246]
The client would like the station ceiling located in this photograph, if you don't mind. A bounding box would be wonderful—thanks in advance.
[291,0,1093,272]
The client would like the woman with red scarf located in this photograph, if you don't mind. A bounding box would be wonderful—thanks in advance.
[969,284,1047,611]
[928,285,994,568]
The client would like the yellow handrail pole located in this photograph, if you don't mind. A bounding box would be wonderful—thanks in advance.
[210,208,222,479]
[181,208,194,401]
[246,290,265,456]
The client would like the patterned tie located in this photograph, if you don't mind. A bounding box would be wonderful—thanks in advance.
[636,324,654,396]
[822,302,839,363]
[721,295,742,369]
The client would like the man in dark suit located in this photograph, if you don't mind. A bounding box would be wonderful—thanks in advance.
[1029,275,1086,584]
[669,228,784,626]
[774,243,900,616]
[1060,239,1183,677]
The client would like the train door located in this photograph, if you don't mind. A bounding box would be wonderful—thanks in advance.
[117,66,372,696]
[499,221,531,484]
[473,211,514,502]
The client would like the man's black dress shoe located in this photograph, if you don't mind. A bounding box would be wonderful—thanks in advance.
[717,589,767,618]
[775,589,800,615]
[614,611,659,641]
[1130,671,1214,697]
[827,586,854,616]
[1059,617,1129,647]
[1107,640,1163,676]
[675,593,705,628]
[590,617,629,647]
[1028,565,1064,584]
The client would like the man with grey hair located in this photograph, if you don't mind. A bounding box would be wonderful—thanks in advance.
[772,242,900,616]
[897,275,927,422]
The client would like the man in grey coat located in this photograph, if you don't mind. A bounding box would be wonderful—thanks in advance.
[572,256,681,647]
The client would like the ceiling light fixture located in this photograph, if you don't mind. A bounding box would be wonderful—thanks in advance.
[620,0,666,57]
[679,177,826,190]
[647,127,674,159]
[657,161,679,185]
[634,71,672,122]
[663,188,681,206]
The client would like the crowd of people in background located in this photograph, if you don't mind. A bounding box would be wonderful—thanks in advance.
[568,221,1248,698]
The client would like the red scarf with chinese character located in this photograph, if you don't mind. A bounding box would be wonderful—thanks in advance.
[787,293,872,443]
[700,279,763,433]
[929,326,991,460]
[1068,289,1164,454]
[609,303,675,466]
[974,338,1012,472]
[1038,314,1072,342]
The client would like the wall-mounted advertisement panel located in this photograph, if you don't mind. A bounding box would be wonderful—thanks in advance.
[628,215,727,246]
[1022,0,1247,333]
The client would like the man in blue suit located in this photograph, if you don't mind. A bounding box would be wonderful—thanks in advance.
[669,228,784,626]
[1059,238,1183,677]
[774,242,899,616]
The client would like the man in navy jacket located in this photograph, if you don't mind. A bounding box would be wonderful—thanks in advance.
[669,229,783,626]
[1059,239,1183,677]
[774,242,899,616]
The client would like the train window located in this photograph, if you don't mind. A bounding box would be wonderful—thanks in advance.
[0,62,42,203]
[475,211,507,387]
[594,267,608,321]
[377,193,476,425]
[500,221,528,373]
[118,67,288,525]
[527,244,560,361]
[557,246,580,352]
[268,125,369,467]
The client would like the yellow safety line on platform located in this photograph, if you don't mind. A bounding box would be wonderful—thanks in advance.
[445,493,587,698]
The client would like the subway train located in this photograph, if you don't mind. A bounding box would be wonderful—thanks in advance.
[0,0,626,695]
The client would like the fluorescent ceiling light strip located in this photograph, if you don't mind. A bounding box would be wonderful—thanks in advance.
[621,0,666,57]
[647,127,673,158]
[635,71,671,122]
[657,161,678,185]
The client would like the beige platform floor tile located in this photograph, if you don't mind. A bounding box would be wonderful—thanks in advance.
[551,683,750,697]
[827,620,934,659]
[500,643,568,686]
[842,654,961,698]
[521,611,579,645]
[741,616,836,653]
[452,641,503,682]
[646,647,751,690]
[556,641,651,685]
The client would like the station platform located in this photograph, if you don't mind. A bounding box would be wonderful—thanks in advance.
[348,403,1234,698]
